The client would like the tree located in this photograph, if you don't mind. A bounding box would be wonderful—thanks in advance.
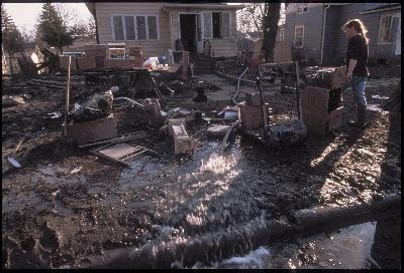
[55,3,96,40]
[1,4,24,55]
[261,3,281,62]
[1,4,26,77]
[37,3,74,54]
[237,3,266,33]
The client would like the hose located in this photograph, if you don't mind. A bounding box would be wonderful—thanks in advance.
[232,66,249,105]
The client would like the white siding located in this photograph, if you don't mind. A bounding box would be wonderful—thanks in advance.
[95,3,239,58]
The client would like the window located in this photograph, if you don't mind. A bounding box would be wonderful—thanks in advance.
[294,26,304,48]
[203,13,212,38]
[297,4,308,14]
[277,28,285,42]
[136,16,146,40]
[378,14,400,43]
[112,15,159,41]
[211,12,230,38]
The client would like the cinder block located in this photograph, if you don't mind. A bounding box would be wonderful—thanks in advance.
[238,101,269,130]
[168,118,186,136]
[174,135,195,155]
[66,114,117,144]
[245,92,261,106]
[169,120,195,155]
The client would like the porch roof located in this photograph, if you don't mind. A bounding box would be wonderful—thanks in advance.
[162,3,244,12]
[360,4,401,14]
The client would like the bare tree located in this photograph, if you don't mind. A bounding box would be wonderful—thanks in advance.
[261,3,281,62]
[55,3,95,39]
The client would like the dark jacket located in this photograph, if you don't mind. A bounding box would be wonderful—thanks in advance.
[346,34,369,77]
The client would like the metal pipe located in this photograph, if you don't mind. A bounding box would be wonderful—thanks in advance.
[320,4,331,65]
[232,66,249,105]
[63,56,71,138]
[86,194,400,269]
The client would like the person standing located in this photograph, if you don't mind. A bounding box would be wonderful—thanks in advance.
[341,19,370,129]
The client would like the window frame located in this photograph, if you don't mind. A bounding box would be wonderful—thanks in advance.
[297,4,309,15]
[277,28,285,42]
[294,25,304,48]
[377,13,400,44]
[111,14,160,42]
[206,11,231,39]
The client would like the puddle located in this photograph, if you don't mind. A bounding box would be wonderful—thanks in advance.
[204,222,378,269]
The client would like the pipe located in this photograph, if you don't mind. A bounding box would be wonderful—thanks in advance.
[232,66,249,105]
[320,4,331,65]
[85,194,400,269]
[114,97,145,110]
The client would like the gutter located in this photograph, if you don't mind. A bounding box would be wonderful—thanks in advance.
[320,4,331,65]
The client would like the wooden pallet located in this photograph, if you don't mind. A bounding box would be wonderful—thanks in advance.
[90,143,158,167]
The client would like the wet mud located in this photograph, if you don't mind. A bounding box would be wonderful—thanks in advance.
[2,70,401,268]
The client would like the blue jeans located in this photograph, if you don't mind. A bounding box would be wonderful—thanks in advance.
[351,76,367,107]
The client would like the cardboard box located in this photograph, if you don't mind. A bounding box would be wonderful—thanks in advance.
[66,114,117,144]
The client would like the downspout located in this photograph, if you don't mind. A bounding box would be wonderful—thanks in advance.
[320,4,330,65]
[93,9,100,44]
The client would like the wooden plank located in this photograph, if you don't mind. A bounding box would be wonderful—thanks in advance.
[78,133,147,149]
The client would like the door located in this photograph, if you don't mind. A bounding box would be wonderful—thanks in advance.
[180,14,197,53]
[196,14,204,53]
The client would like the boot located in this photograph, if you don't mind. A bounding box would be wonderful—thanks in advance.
[349,105,367,128]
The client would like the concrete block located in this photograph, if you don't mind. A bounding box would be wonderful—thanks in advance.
[174,135,195,155]
[168,118,186,136]
[66,114,117,144]
[170,122,195,155]
[207,124,230,138]
[245,92,261,106]
[238,102,269,130]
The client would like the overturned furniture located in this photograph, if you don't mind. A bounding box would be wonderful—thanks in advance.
[168,118,195,155]
[240,61,307,147]
[300,66,345,136]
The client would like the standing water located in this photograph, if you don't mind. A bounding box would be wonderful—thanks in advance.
[195,222,379,269]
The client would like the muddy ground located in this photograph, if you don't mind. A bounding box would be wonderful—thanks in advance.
[2,66,401,269]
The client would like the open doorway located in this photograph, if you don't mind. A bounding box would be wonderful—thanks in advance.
[180,14,197,53]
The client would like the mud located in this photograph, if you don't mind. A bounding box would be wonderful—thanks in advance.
[2,68,401,269]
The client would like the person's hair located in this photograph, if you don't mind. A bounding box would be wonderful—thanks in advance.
[343,19,369,44]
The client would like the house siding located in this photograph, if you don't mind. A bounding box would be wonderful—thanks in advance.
[334,3,399,64]
[285,3,400,65]
[285,4,324,63]
[94,2,239,58]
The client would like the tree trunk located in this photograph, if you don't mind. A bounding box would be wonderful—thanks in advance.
[261,3,281,63]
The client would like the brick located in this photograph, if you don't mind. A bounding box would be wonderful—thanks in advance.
[238,102,269,130]
[66,114,117,144]
[77,56,97,71]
